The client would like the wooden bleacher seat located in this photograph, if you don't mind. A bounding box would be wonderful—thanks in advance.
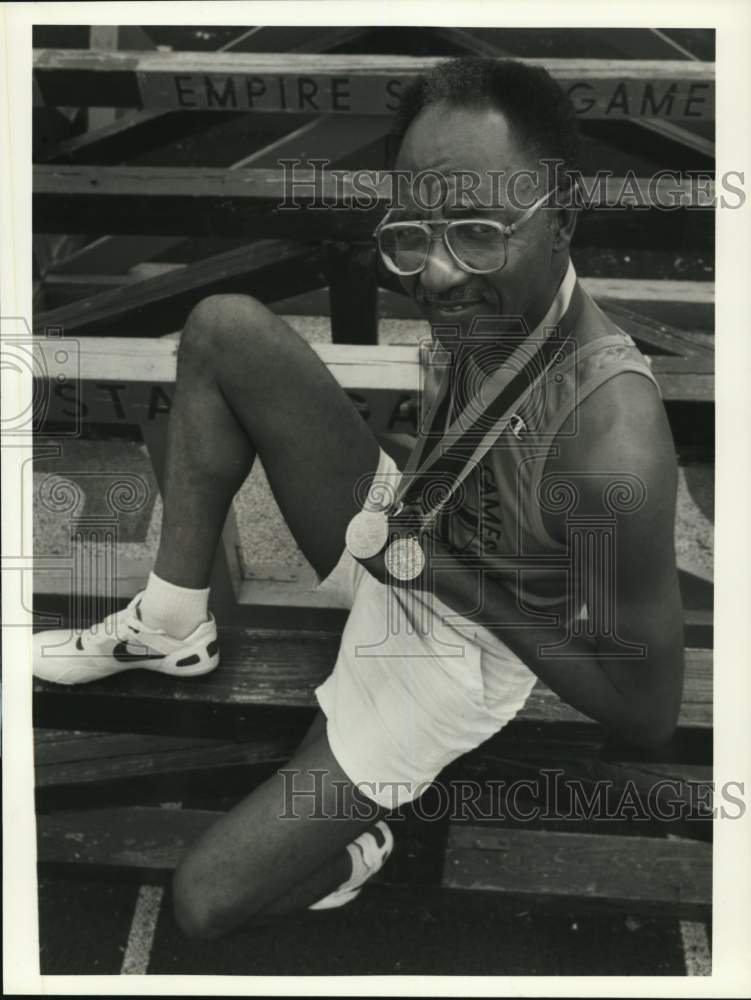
[32,49,715,120]
[33,626,711,736]
[37,809,711,920]
[34,623,712,918]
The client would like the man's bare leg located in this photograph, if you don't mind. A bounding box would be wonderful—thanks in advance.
[173,725,387,939]
[174,711,384,933]
[151,293,382,590]
[149,296,389,932]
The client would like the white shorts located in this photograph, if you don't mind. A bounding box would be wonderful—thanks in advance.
[313,449,538,810]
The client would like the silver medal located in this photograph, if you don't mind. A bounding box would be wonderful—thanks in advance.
[384,535,426,582]
[345,509,390,560]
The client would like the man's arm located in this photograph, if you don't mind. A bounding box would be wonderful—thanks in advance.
[368,374,685,747]
[424,475,684,746]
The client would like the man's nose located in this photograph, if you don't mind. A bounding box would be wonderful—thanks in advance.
[418,236,467,295]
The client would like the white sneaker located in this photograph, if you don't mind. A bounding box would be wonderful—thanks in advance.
[309,820,394,910]
[33,592,219,685]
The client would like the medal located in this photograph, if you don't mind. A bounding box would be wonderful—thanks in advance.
[345,311,578,583]
[384,535,426,582]
[345,509,390,560]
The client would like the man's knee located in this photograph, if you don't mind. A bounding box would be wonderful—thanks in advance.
[172,847,261,940]
[179,294,275,366]
[171,870,222,940]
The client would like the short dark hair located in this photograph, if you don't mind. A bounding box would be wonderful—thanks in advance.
[390,57,580,181]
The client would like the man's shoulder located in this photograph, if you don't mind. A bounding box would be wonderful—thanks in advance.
[553,286,668,471]
[544,368,676,532]
[544,282,677,524]
[539,374,676,548]
[557,368,672,473]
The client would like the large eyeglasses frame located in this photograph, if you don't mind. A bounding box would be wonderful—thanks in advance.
[373,187,559,276]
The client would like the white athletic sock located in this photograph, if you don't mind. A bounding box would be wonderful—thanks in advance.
[138,571,210,640]
[307,842,366,911]
[338,840,370,894]
[309,822,393,910]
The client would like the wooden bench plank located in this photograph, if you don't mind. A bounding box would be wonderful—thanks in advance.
[603,300,714,357]
[37,108,252,166]
[33,240,327,337]
[649,372,713,403]
[36,26,376,164]
[37,806,217,876]
[454,751,713,830]
[32,337,712,418]
[36,164,713,212]
[636,117,715,160]
[33,337,418,389]
[35,805,447,885]
[443,826,711,918]
[35,263,716,343]
[33,165,716,240]
[34,729,295,789]
[362,289,717,349]
[33,50,715,120]
[33,724,713,809]
[458,745,713,788]
[36,806,711,917]
[32,630,712,731]
[44,234,187,277]
[40,273,716,337]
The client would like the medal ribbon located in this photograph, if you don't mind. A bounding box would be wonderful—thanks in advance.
[391,293,581,528]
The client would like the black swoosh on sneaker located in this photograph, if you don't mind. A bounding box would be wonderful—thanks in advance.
[112,641,166,663]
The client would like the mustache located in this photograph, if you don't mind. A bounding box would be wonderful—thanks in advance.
[417,289,488,305]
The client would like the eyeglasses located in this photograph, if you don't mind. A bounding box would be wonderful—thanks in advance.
[374,189,558,277]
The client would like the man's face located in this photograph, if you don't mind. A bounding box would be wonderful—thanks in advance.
[393,103,568,342]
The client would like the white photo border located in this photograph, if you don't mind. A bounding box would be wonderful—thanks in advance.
[2,1,749,995]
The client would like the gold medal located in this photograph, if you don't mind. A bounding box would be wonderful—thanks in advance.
[384,535,426,582]
[345,509,390,560]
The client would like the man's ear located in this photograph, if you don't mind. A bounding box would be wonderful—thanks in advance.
[552,207,578,251]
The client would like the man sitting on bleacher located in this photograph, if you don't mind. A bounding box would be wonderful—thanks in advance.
[34,57,684,937]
